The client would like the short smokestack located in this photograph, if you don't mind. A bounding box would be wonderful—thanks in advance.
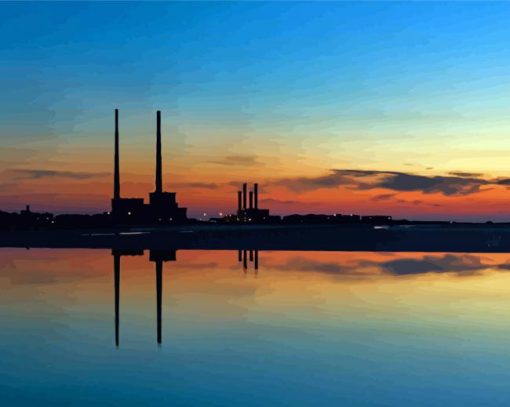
[237,191,242,212]
[249,191,253,210]
[254,183,258,209]
[114,109,120,200]
[155,110,162,194]
[242,183,247,210]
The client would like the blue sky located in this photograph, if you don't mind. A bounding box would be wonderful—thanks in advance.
[2,1,510,219]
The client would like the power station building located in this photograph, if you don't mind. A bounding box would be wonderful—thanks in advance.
[111,109,187,224]
[236,182,270,222]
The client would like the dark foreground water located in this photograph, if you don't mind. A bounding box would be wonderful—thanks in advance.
[2,248,510,406]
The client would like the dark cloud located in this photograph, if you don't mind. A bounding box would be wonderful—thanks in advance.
[373,171,486,195]
[8,169,109,180]
[449,171,484,178]
[273,169,491,196]
[208,155,259,167]
[495,178,510,186]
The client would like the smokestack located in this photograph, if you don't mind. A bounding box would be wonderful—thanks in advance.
[155,110,162,194]
[249,191,253,210]
[114,109,120,200]
[254,183,258,209]
[237,191,242,212]
[242,183,247,210]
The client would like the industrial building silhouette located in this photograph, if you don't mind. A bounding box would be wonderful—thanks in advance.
[0,108,402,230]
[111,109,187,224]
[235,182,270,222]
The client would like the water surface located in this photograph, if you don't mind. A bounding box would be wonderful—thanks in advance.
[2,249,510,406]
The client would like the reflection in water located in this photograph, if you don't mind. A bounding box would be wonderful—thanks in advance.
[113,249,175,346]
[238,249,259,273]
[114,249,261,346]
[4,248,510,405]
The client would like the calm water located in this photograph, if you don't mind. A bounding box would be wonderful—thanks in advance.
[2,248,510,406]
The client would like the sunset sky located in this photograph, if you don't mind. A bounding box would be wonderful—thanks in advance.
[2,2,510,220]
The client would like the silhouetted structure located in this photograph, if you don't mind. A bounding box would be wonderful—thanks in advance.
[0,111,410,230]
[238,249,259,273]
[111,109,187,225]
[112,249,144,347]
[224,183,271,223]
[111,248,175,346]
[150,250,176,345]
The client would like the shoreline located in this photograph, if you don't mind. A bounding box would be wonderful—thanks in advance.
[1,223,510,253]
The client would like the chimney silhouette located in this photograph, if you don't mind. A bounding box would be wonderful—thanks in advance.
[237,191,242,212]
[155,110,162,194]
[114,109,120,200]
[254,183,258,209]
[249,191,253,210]
[242,183,247,210]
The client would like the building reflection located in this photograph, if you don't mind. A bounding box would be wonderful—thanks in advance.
[238,249,259,273]
[112,248,262,347]
[112,249,175,347]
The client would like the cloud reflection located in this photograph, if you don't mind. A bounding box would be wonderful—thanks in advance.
[269,253,510,278]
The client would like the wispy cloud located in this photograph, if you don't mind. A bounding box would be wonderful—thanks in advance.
[259,198,308,205]
[7,169,109,180]
[208,155,260,167]
[372,193,395,202]
[173,182,219,190]
[371,193,440,207]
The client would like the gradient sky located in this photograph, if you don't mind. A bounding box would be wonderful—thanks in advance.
[2,1,510,220]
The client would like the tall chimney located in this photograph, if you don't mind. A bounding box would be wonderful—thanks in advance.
[249,191,253,210]
[155,110,163,194]
[237,191,242,212]
[254,183,258,209]
[114,109,120,200]
[242,183,247,210]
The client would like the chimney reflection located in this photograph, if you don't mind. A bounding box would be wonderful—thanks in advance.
[111,249,174,347]
[150,250,176,346]
[114,253,120,348]
[112,249,260,347]
[238,249,259,274]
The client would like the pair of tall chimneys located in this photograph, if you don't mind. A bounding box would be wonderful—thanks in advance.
[238,183,258,211]
[113,109,163,200]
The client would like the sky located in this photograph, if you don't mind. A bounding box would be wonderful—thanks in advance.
[2,1,510,220]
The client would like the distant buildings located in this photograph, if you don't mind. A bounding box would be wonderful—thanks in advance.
[111,109,187,224]
[0,109,403,230]
[236,182,270,222]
